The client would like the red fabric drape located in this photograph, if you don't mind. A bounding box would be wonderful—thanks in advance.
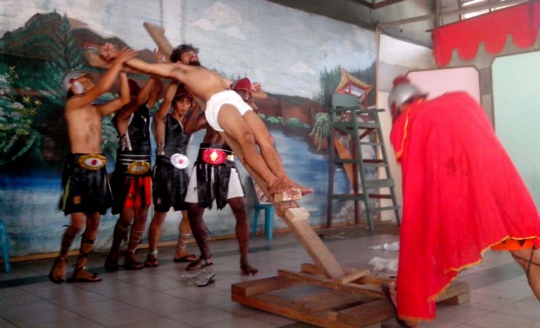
[433,1,540,66]
[390,92,540,321]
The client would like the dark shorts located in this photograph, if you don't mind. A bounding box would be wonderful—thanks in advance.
[59,153,113,215]
[152,155,189,212]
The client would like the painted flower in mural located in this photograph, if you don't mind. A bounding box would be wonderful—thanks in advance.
[0,65,41,166]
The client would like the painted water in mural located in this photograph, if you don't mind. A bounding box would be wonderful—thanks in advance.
[0,0,376,256]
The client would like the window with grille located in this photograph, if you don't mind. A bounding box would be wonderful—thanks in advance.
[460,0,516,19]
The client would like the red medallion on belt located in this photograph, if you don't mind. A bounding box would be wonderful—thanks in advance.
[202,148,227,165]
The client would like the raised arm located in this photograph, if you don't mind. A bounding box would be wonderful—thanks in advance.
[134,50,165,109]
[183,104,207,135]
[67,48,137,110]
[146,77,163,109]
[154,82,178,153]
[155,82,178,122]
[96,72,131,117]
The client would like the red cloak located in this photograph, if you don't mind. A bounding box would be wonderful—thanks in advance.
[390,92,540,321]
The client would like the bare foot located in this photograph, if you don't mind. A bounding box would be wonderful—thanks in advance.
[385,282,419,328]
[241,263,259,276]
[287,180,313,196]
[388,281,398,305]
[99,42,120,60]
[281,178,313,196]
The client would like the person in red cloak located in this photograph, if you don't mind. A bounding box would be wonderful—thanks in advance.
[383,76,540,327]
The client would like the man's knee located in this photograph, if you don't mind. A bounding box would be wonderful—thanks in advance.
[259,133,276,150]
[228,198,247,217]
[236,131,256,148]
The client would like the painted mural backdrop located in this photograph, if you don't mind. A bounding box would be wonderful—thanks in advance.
[0,0,376,256]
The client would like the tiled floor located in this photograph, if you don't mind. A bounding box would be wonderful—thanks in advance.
[0,223,539,327]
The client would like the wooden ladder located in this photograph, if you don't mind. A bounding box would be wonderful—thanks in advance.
[327,93,401,231]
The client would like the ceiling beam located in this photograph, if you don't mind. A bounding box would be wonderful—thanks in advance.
[377,0,530,28]
[353,0,405,10]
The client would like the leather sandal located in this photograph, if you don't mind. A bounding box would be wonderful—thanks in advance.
[49,257,68,284]
[124,259,145,270]
[196,273,216,287]
[144,258,159,267]
[67,267,102,283]
[104,256,119,270]
[186,257,213,271]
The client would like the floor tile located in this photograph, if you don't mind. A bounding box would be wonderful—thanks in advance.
[90,308,158,327]
[465,311,540,328]
[0,224,536,328]
[165,306,236,326]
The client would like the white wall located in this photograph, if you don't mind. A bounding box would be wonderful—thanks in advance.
[493,51,540,209]
[377,34,435,221]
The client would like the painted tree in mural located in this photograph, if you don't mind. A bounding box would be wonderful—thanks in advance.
[309,112,330,150]
[310,65,375,150]
[0,12,121,164]
[2,13,86,107]
[0,64,41,165]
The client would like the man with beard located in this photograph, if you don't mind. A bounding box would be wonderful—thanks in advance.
[100,42,311,198]
[165,44,260,275]
[166,45,257,275]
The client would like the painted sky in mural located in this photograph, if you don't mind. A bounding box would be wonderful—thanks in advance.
[0,0,376,98]
[0,0,376,256]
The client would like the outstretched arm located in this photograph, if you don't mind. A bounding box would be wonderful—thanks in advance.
[67,48,137,110]
[135,49,165,109]
[101,43,183,81]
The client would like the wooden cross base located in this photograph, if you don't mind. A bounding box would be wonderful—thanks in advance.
[232,263,470,328]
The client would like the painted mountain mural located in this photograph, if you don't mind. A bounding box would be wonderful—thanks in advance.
[0,6,376,256]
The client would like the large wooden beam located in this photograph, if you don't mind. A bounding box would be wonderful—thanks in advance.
[143,22,174,56]
[220,134,346,280]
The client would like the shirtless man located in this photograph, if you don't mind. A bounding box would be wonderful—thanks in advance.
[170,46,258,275]
[145,82,197,267]
[100,43,310,198]
[49,48,136,283]
[105,69,162,270]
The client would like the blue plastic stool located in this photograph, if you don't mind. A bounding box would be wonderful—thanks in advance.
[252,203,275,241]
[0,220,11,272]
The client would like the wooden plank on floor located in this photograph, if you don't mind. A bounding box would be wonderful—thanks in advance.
[337,299,394,327]
[231,276,305,297]
[293,290,374,314]
[233,293,369,328]
[356,275,395,287]
[278,269,383,298]
[436,281,470,304]
[339,269,371,284]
